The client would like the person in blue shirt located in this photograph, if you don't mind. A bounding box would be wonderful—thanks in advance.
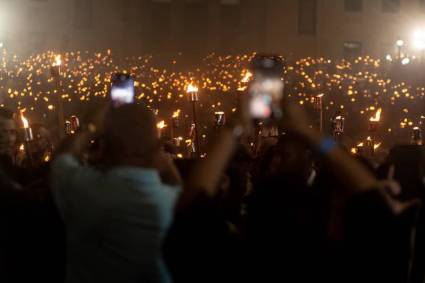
[50,103,181,283]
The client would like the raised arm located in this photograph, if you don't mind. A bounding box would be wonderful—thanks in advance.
[281,103,378,195]
[177,97,252,210]
[54,104,109,159]
[156,151,182,187]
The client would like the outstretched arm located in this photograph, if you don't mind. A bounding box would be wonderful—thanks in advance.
[177,97,252,210]
[281,103,378,195]
[54,104,109,159]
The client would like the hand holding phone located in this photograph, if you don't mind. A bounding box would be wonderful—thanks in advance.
[248,55,284,120]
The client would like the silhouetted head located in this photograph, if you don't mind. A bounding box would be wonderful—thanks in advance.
[102,104,160,168]
[258,134,313,184]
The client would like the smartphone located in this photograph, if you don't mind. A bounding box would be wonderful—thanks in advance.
[248,55,284,119]
[110,73,135,107]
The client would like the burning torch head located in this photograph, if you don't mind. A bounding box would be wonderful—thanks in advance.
[187,83,199,102]
[19,112,33,142]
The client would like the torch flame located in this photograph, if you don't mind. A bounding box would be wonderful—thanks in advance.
[21,113,29,128]
[156,120,167,129]
[241,71,253,83]
[357,142,364,147]
[54,55,62,66]
[316,93,325,98]
[370,108,382,122]
[186,83,198,93]
[19,144,25,151]
[374,143,381,150]
[172,110,181,118]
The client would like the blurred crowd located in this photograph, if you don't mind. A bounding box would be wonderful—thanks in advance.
[0,51,424,283]
[0,49,423,152]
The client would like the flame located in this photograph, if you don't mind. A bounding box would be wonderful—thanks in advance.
[44,154,51,162]
[241,71,252,83]
[21,112,29,128]
[357,142,364,147]
[366,136,372,141]
[19,144,25,151]
[156,120,167,129]
[53,55,62,66]
[186,83,198,93]
[316,93,325,98]
[176,153,183,159]
[351,148,358,154]
[374,143,381,150]
[215,111,225,115]
[172,110,181,118]
[370,108,382,122]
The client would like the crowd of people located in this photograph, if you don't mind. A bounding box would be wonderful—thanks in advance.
[0,50,424,283]
[0,49,423,153]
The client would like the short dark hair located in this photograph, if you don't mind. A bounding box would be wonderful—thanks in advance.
[102,103,160,164]
[0,108,14,120]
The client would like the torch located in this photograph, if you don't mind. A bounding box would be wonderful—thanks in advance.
[356,142,364,155]
[19,112,34,166]
[187,83,201,158]
[156,120,167,138]
[241,71,252,84]
[331,112,345,142]
[368,108,382,155]
[171,110,180,139]
[70,115,80,133]
[412,127,423,145]
[313,93,324,132]
[20,113,33,142]
[65,115,80,135]
[51,54,65,140]
[238,71,253,91]
[365,136,374,156]
[65,120,72,135]
[214,111,226,127]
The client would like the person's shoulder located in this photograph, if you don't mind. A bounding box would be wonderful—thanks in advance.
[161,183,181,193]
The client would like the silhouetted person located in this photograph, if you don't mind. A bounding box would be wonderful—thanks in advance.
[50,104,181,283]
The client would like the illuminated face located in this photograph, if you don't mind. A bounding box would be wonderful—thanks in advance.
[0,117,17,157]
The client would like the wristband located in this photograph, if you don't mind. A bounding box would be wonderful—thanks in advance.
[317,137,337,155]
